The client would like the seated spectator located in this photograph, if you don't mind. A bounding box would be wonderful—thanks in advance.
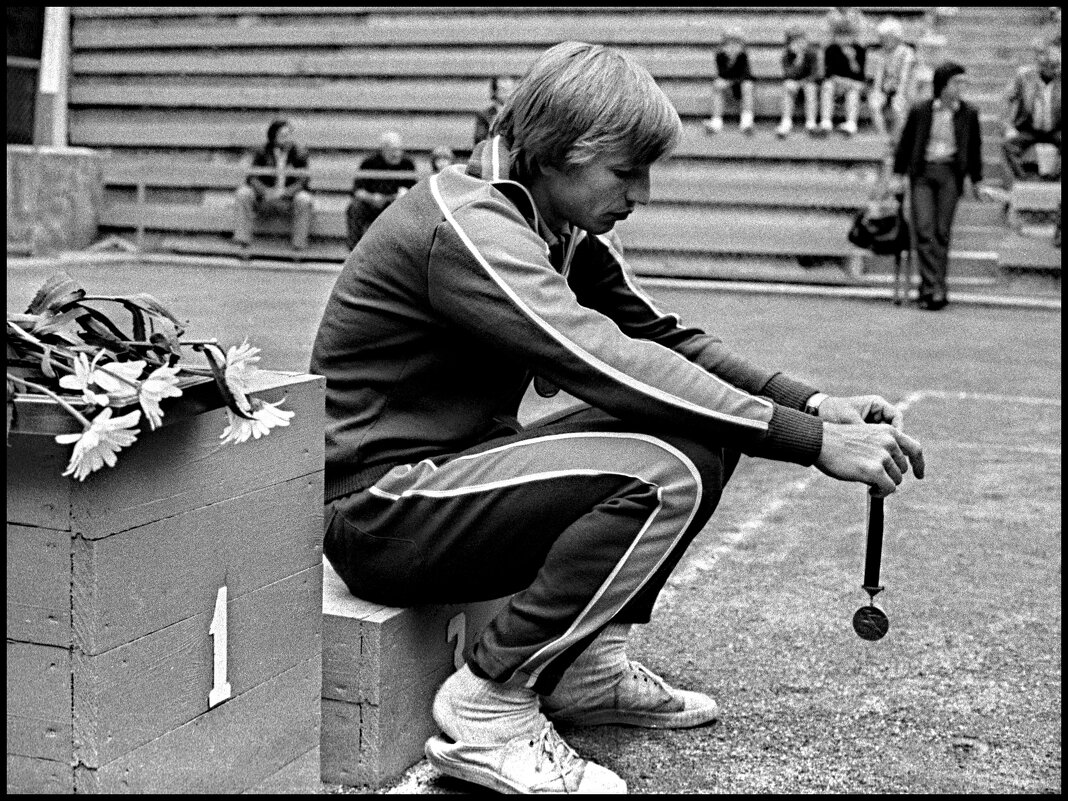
[824,6,869,46]
[703,27,755,135]
[233,118,314,255]
[819,18,867,137]
[345,131,418,249]
[474,75,516,146]
[776,24,821,138]
[910,29,947,102]
[1002,37,1061,182]
[867,17,917,140]
[431,145,455,173]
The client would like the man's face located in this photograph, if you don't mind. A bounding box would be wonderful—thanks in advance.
[380,137,403,165]
[539,152,651,235]
[497,77,516,102]
[941,73,968,103]
[1038,46,1060,78]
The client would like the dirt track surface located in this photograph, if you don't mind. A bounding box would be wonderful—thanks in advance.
[9,263,1061,794]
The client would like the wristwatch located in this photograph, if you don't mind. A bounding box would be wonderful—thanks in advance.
[804,392,829,416]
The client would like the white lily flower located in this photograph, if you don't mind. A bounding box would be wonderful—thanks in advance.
[58,352,111,406]
[219,397,294,445]
[54,407,142,481]
[223,339,261,413]
[138,364,184,430]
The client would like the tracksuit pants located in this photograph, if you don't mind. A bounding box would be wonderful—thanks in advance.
[324,405,740,695]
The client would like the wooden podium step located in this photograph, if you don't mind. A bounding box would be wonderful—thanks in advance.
[320,558,511,789]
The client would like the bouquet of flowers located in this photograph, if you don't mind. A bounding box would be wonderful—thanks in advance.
[7,273,294,480]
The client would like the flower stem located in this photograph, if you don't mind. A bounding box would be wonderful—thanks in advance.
[7,373,93,429]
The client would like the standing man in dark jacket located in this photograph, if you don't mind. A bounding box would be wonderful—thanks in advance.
[893,62,985,310]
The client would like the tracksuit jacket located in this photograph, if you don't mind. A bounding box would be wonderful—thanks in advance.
[310,135,824,503]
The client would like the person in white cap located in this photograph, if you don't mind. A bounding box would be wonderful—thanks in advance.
[867,17,917,139]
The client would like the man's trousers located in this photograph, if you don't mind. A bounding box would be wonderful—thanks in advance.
[909,162,961,304]
[323,405,740,696]
[233,185,313,249]
[1002,127,1061,180]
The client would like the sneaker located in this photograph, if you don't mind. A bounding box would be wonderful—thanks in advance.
[838,121,858,137]
[703,117,724,134]
[425,720,627,794]
[775,120,792,139]
[805,122,819,137]
[739,114,755,136]
[542,659,718,729]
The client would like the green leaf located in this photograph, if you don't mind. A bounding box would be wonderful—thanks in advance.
[32,306,90,337]
[25,273,86,315]
[76,304,131,343]
[149,316,183,361]
[198,344,255,419]
[39,346,57,379]
[128,293,185,330]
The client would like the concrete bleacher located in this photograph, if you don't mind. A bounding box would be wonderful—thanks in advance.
[67,5,1059,281]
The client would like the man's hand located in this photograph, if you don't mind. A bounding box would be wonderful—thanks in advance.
[815,421,925,498]
[817,395,905,430]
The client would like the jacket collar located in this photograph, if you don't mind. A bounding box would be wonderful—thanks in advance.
[467,135,580,252]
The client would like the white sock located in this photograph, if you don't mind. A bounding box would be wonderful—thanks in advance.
[541,623,632,709]
[433,663,543,745]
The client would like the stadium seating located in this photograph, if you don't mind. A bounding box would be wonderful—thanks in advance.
[67,6,1059,277]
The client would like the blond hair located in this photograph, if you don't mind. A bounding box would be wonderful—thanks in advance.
[491,41,682,176]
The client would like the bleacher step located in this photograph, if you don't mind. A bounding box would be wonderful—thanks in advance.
[160,235,349,263]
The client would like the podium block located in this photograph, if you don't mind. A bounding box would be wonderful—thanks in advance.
[321,558,511,788]
[6,371,325,794]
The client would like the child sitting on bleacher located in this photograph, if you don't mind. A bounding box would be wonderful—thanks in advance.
[776,24,821,138]
[819,18,867,137]
[703,27,755,135]
[866,17,917,140]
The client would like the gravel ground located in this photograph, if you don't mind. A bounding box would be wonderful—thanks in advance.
[8,258,1061,794]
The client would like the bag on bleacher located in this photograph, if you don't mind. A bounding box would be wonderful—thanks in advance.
[848,192,909,255]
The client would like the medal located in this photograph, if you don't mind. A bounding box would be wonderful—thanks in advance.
[853,493,890,640]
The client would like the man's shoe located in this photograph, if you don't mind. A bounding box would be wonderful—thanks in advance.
[428,663,627,793]
[425,720,627,794]
[917,297,946,311]
[542,659,718,729]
